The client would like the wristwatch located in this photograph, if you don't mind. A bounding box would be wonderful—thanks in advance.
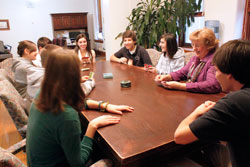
[100,102,109,112]
[98,101,104,110]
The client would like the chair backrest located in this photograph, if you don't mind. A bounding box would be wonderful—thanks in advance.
[0,58,14,80]
[0,79,28,138]
[0,41,5,53]
[0,147,26,167]
[0,69,15,86]
[184,52,195,65]
[146,48,161,67]
[0,100,26,166]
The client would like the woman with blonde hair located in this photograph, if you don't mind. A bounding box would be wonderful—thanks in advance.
[27,48,134,166]
[155,28,221,93]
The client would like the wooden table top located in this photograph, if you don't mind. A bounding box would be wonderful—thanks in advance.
[81,61,224,166]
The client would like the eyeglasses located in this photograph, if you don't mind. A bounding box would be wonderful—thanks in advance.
[191,43,200,48]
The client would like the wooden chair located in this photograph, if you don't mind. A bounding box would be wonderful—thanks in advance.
[188,142,231,167]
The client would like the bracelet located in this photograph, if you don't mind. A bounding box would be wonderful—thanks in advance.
[100,102,109,112]
[98,101,105,110]
[84,98,90,110]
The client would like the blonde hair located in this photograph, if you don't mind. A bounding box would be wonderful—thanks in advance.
[189,28,219,50]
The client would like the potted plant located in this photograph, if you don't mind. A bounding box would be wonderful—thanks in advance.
[116,0,202,49]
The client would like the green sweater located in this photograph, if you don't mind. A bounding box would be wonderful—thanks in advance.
[27,103,93,167]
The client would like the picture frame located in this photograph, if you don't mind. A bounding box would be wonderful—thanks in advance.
[0,20,10,30]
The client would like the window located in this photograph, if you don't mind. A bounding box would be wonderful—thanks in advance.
[184,12,204,44]
[183,0,204,46]
[97,0,102,33]
[242,0,250,40]
[94,0,103,40]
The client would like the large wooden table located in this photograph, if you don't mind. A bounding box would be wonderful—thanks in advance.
[81,61,224,167]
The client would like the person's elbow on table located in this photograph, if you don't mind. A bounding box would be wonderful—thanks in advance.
[110,54,127,64]
[110,54,118,62]
[174,126,198,145]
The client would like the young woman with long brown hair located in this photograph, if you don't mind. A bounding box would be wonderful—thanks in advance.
[75,33,96,63]
[27,48,134,166]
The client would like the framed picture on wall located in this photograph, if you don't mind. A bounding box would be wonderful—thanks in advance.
[0,20,10,30]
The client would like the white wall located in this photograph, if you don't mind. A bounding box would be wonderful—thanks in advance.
[102,0,141,60]
[103,0,246,60]
[0,0,246,58]
[0,0,95,57]
[204,0,245,44]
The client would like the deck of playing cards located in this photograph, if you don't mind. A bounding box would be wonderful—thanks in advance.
[103,73,113,79]
[88,72,94,80]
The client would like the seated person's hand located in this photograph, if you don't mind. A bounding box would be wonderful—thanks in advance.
[155,74,170,85]
[193,100,216,117]
[82,57,91,64]
[89,115,121,129]
[119,57,128,64]
[155,74,171,81]
[106,104,134,115]
[161,81,186,90]
[128,59,133,66]
[81,75,89,82]
[204,100,216,109]
[154,75,163,85]
[144,64,153,72]
[86,115,120,139]
[148,67,156,73]
[161,81,177,89]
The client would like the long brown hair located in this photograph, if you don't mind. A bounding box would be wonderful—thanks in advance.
[161,33,178,59]
[74,33,93,59]
[36,48,85,113]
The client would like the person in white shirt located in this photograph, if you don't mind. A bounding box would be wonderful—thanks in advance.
[27,44,95,99]
[74,33,96,63]
[147,33,185,74]
[12,40,38,98]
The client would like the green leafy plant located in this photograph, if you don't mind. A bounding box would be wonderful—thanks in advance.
[116,0,202,49]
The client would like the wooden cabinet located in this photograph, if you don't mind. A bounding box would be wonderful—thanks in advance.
[51,13,88,31]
